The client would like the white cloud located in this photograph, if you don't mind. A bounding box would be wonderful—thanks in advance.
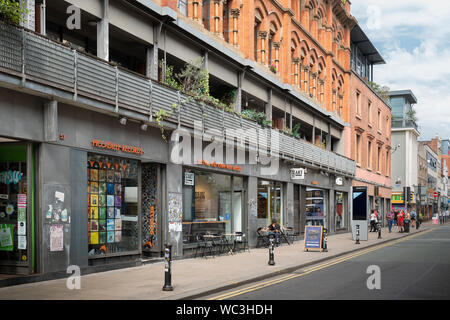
[351,0,450,140]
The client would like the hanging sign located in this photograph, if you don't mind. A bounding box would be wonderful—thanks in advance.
[290,168,306,180]
[304,225,323,252]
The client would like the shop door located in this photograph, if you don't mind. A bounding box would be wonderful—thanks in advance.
[142,163,161,257]
[0,143,34,275]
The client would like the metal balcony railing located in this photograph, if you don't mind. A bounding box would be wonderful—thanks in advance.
[0,22,355,176]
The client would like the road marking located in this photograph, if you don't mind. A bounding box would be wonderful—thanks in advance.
[208,229,435,300]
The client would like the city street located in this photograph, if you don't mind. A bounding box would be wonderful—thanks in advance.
[206,226,450,300]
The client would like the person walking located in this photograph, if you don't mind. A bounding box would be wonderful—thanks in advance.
[410,209,416,228]
[397,210,405,233]
[405,211,411,233]
[417,211,423,229]
[387,210,394,233]
[370,210,377,232]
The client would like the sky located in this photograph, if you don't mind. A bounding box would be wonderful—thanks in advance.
[350,0,450,141]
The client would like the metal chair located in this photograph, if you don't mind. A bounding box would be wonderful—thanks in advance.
[233,232,249,253]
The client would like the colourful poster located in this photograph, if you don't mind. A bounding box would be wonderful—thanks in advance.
[107,231,114,243]
[90,220,99,232]
[99,207,106,220]
[99,195,106,207]
[99,183,106,195]
[99,231,106,244]
[107,207,115,219]
[90,207,98,220]
[107,219,115,231]
[114,196,121,207]
[99,220,106,231]
[90,194,99,207]
[114,218,122,231]
[114,231,122,242]
[114,208,121,219]
[90,231,99,245]
[107,195,114,207]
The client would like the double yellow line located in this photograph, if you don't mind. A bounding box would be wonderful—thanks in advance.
[208,229,434,300]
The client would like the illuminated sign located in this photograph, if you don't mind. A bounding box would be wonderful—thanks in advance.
[196,159,242,172]
[91,139,143,155]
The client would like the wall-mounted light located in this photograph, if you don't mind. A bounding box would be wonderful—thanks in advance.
[119,117,127,125]
[140,123,148,131]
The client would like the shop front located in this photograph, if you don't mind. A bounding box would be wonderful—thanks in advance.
[0,142,35,275]
[181,167,245,255]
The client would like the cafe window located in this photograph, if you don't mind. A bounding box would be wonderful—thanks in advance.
[182,169,244,243]
[335,192,346,231]
[306,188,327,227]
[257,180,284,226]
[87,154,139,256]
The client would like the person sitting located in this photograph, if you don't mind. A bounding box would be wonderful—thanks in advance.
[265,219,281,247]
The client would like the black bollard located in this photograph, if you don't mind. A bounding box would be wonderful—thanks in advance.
[323,228,328,252]
[162,244,173,291]
[355,224,360,245]
[377,222,382,239]
[268,236,275,266]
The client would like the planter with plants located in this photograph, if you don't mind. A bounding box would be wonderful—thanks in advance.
[0,0,28,26]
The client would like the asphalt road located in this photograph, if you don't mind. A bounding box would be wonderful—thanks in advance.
[207,226,450,300]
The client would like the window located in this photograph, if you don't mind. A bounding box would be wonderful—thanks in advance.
[377,146,381,172]
[368,100,372,124]
[368,140,372,169]
[306,188,327,227]
[356,91,361,116]
[377,110,381,131]
[386,150,390,176]
[182,170,244,243]
[356,134,361,164]
[258,180,284,226]
[87,154,139,256]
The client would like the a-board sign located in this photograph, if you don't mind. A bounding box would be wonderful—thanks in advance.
[304,225,323,252]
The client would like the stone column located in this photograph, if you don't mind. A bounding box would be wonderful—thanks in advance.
[230,8,240,46]
[97,0,109,61]
[292,58,300,86]
[273,42,281,71]
[258,31,268,64]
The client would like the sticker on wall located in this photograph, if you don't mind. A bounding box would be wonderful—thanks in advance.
[18,235,27,250]
[61,209,68,222]
[5,204,14,215]
[18,221,26,236]
[0,212,5,219]
[50,224,64,252]
[0,194,8,200]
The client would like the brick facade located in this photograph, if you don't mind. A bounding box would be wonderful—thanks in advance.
[160,0,357,123]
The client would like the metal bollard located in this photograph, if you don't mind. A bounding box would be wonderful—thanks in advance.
[377,222,382,239]
[355,224,360,245]
[323,228,328,252]
[268,236,275,266]
[162,244,173,291]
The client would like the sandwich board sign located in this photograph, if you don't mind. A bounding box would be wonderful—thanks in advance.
[304,225,323,252]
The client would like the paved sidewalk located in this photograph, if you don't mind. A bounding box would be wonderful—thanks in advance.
[0,222,436,300]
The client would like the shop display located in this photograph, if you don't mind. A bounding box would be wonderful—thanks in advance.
[87,154,139,256]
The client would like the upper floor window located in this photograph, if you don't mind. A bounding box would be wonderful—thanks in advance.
[356,91,361,116]
[368,100,372,124]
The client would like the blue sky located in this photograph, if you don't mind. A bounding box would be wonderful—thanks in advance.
[350,0,450,141]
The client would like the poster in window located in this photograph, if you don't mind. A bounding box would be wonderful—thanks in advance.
[114,208,121,219]
[90,220,98,232]
[114,231,122,242]
[90,194,98,207]
[114,172,121,183]
[99,231,106,244]
[90,207,98,220]
[107,207,115,219]
[107,171,114,183]
[107,183,114,195]
[98,169,106,182]
[89,169,98,181]
[99,183,106,195]
[114,184,122,196]
[50,224,64,252]
[99,195,106,207]
[107,219,115,231]
[107,231,114,243]
[107,195,114,207]
[114,196,121,208]
[0,224,13,251]
[99,220,106,232]
[114,218,122,231]
[18,235,27,250]
[99,207,106,220]
[90,231,99,245]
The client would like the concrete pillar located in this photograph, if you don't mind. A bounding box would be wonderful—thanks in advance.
[266,88,272,123]
[246,176,258,247]
[286,182,294,228]
[97,0,109,61]
[44,100,58,142]
[146,22,162,80]
[165,161,184,259]
[234,70,244,113]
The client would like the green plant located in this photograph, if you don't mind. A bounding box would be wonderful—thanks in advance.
[176,57,209,98]
[406,108,417,122]
[368,81,390,103]
[155,103,179,142]
[0,0,28,25]
[159,60,182,91]
[241,109,272,127]
[290,123,301,139]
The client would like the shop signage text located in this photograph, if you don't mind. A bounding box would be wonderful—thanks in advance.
[290,168,306,180]
[197,159,242,172]
[91,139,144,155]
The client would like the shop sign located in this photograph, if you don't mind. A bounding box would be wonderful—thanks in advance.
[304,225,323,252]
[290,168,306,180]
[184,172,194,186]
[196,159,242,172]
[335,177,343,186]
[91,139,144,155]
[391,193,404,204]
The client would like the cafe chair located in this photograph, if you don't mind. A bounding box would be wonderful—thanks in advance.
[233,231,249,253]
[256,227,269,248]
